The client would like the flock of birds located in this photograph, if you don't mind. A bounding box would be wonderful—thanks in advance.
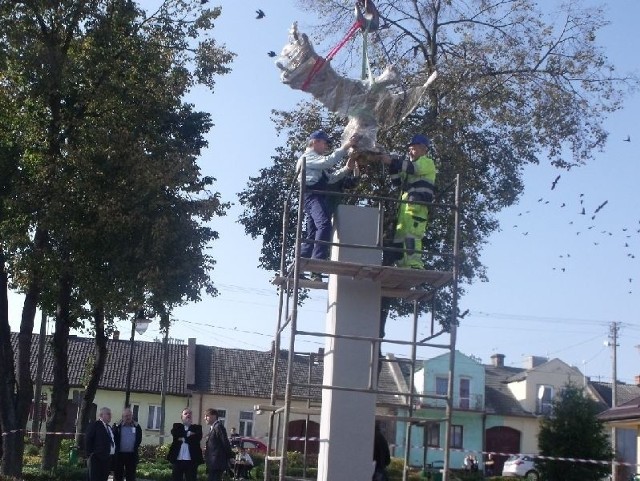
[511,136,637,294]
[218,1,637,295]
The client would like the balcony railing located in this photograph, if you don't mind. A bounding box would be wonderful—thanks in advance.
[414,392,484,411]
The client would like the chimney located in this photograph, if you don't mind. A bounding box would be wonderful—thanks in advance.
[113,330,120,341]
[186,338,196,390]
[635,375,640,386]
[491,353,505,367]
[524,355,548,369]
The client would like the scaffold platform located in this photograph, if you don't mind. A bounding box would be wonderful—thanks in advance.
[272,258,453,302]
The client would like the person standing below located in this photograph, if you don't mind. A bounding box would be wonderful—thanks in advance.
[484,453,495,476]
[296,130,357,269]
[85,406,115,481]
[382,134,437,269]
[372,422,391,481]
[229,427,241,449]
[113,407,143,481]
[233,446,254,479]
[167,407,204,481]
[203,408,234,481]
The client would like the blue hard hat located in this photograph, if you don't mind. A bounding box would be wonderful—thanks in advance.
[308,130,331,143]
[408,134,431,147]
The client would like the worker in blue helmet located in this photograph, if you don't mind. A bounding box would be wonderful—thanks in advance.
[296,130,358,270]
[382,134,437,269]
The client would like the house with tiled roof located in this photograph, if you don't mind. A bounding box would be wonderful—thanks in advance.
[20,330,632,470]
[17,333,407,451]
[16,333,191,443]
[591,380,640,479]
[390,352,598,473]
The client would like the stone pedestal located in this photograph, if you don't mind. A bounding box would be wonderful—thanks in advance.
[316,205,381,481]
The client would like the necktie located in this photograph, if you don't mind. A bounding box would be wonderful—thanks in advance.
[104,422,114,447]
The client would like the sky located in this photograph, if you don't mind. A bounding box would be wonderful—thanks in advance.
[7,1,640,387]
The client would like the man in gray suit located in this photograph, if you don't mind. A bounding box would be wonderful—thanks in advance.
[85,407,115,481]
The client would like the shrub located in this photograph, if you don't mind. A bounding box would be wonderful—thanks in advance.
[156,443,170,459]
[139,443,158,461]
[24,443,41,456]
[17,465,85,481]
[57,439,76,463]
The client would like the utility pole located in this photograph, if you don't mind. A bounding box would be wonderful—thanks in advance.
[159,315,170,445]
[608,321,619,481]
[32,311,47,442]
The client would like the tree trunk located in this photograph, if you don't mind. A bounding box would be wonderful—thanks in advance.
[42,267,73,470]
[0,254,22,477]
[75,307,107,457]
[17,227,47,443]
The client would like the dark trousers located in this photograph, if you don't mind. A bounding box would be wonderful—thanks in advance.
[171,460,198,481]
[88,454,112,481]
[207,468,224,481]
[301,192,332,260]
[113,452,137,481]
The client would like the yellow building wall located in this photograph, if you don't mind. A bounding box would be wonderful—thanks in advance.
[28,386,189,446]
[190,393,321,444]
[505,417,540,453]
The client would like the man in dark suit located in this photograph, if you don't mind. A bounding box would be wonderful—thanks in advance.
[85,406,115,481]
[166,407,204,481]
[113,406,143,481]
[203,409,234,481]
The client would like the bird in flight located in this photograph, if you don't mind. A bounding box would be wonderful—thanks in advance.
[256,9,265,19]
[551,174,561,190]
[268,51,277,57]
[623,135,631,142]
[594,200,608,213]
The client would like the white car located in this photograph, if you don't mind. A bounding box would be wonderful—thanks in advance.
[502,454,539,480]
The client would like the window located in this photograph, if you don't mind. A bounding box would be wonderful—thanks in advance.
[435,377,448,395]
[147,405,162,430]
[239,411,254,437]
[426,423,440,447]
[537,385,554,415]
[132,404,140,422]
[459,378,470,409]
[216,409,227,425]
[449,425,463,449]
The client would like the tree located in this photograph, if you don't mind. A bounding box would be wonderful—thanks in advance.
[238,0,636,324]
[0,0,233,474]
[537,383,613,481]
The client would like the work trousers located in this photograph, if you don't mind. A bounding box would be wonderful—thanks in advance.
[393,193,428,268]
[113,451,137,481]
[301,192,332,260]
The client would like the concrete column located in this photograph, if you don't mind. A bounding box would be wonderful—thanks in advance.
[317,205,381,481]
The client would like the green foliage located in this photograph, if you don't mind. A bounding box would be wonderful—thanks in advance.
[5,465,86,481]
[139,442,172,461]
[238,0,637,325]
[57,439,75,462]
[24,443,41,457]
[537,383,613,481]
[0,0,234,473]
[137,462,173,481]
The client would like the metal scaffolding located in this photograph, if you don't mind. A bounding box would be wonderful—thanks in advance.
[259,164,462,481]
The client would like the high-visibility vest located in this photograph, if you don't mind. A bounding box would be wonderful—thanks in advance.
[389,154,436,202]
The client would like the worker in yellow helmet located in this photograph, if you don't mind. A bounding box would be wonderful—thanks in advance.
[382,134,437,269]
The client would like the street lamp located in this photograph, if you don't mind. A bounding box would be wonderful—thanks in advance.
[124,309,152,408]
